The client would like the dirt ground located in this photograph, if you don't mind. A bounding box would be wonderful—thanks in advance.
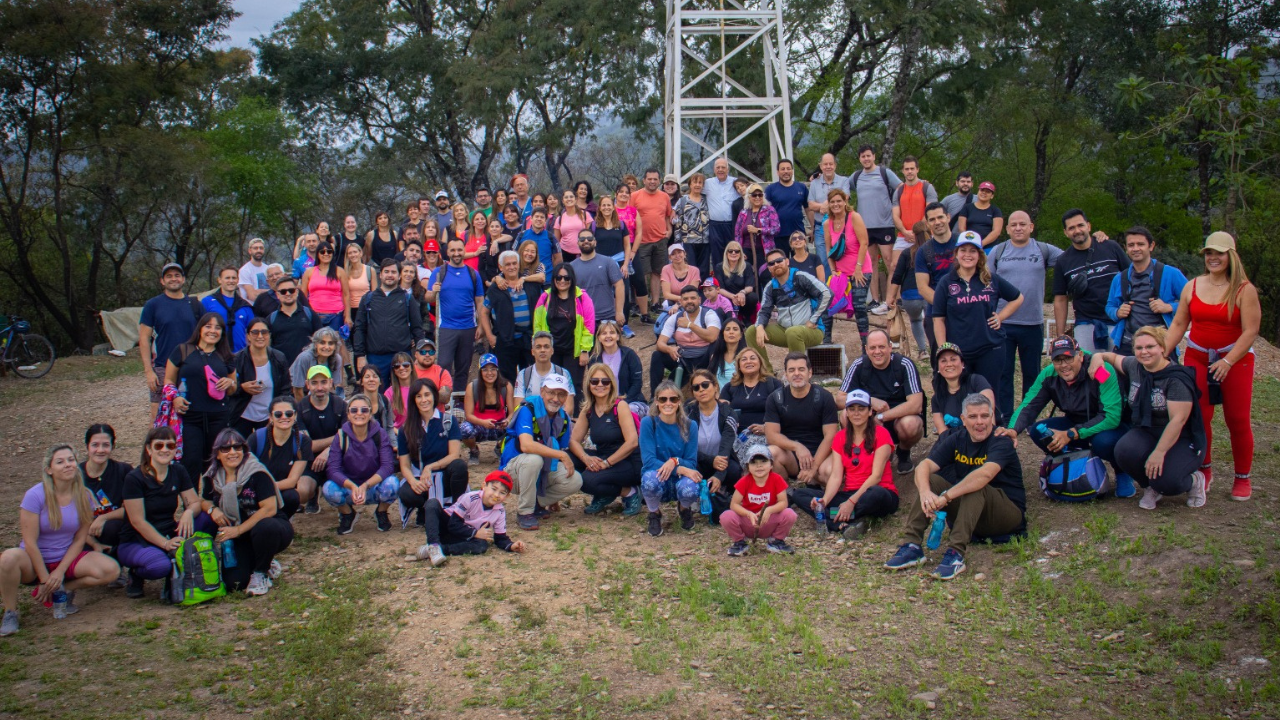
[2,309,1279,720]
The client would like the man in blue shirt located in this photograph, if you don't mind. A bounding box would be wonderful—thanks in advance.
[1104,226,1187,354]
[291,231,318,279]
[426,237,490,390]
[138,262,203,415]
[703,157,739,268]
[518,208,557,272]
[913,202,958,360]
[765,158,809,253]
[202,266,255,352]
[499,373,583,530]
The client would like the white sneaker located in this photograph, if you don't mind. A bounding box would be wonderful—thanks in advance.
[870,303,889,316]
[268,559,283,580]
[416,543,448,567]
[1138,487,1161,510]
[246,572,271,596]
[1186,471,1207,508]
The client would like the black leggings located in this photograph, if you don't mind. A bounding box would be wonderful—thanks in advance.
[648,350,712,398]
[963,344,1005,400]
[422,499,491,555]
[397,458,471,509]
[179,410,230,482]
[1114,427,1201,496]
[279,489,302,518]
[788,485,900,530]
[577,456,641,498]
[551,351,585,402]
[94,518,126,550]
[224,516,294,590]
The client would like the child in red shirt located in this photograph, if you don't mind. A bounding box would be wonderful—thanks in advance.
[720,445,797,556]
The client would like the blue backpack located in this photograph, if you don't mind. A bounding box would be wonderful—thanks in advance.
[1038,450,1111,502]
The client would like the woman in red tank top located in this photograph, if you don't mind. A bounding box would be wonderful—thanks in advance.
[1165,232,1261,500]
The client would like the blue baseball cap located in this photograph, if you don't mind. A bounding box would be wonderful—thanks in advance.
[479,353,499,368]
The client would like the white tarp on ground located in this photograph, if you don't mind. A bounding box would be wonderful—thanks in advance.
[97,288,215,352]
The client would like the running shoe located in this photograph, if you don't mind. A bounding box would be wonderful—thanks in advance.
[766,538,795,554]
[647,512,664,537]
[1232,478,1252,501]
[679,506,695,531]
[337,512,357,535]
[0,611,17,637]
[884,543,925,570]
[727,540,749,557]
[1138,487,1161,510]
[1187,470,1207,508]
[931,548,966,580]
[622,324,636,339]
[375,511,392,532]
[246,572,271,596]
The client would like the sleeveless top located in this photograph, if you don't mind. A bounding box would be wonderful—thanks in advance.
[826,213,873,275]
[556,211,592,255]
[471,380,508,423]
[586,404,627,459]
[307,269,345,314]
[1188,278,1247,350]
[347,264,373,310]
[369,230,398,264]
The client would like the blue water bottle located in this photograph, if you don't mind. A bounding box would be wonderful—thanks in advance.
[926,510,947,550]
[52,590,68,619]
[699,479,712,516]
[814,501,828,535]
[221,539,238,568]
[177,379,188,401]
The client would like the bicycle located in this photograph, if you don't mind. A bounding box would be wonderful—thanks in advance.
[0,315,56,379]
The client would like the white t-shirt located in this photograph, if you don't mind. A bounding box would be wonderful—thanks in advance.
[243,361,274,422]
[660,307,722,348]
[238,261,269,301]
[513,364,575,400]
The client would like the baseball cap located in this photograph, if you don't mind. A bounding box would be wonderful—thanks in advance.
[434,190,449,200]
[663,173,679,184]
[1049,334,1079,360]
[979,181,996,192]
[700,277,719,288]
[745,444,773,463]
[160,262,185,277]
[844,389,873,408]
[934,342,963,361]
[1201,231,1236,254]
[484,470,513,491]
[957,231,983,249]
[479,353,498,368]
[415,337,436,351]
[423,239,440,253]
[543,373,572,393]
[667,243,686,256]
[306,365,332,380]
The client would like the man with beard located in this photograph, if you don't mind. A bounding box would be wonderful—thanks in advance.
[652,285,722,392]
[238,237,269,302]
[1052,209,1129,352]
[764,353,839,486]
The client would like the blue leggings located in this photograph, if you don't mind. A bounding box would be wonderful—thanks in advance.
[322,476,399,508]
[640,471,700,512]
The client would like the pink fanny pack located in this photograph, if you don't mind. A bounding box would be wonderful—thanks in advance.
[205,366,225,400]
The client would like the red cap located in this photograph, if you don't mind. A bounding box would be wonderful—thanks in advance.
[700,276,719,288]
[485,470,513,491]
[423,239,440,253]
[979,181,996,192]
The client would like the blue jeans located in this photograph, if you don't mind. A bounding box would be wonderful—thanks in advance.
[640,471,700,512]
[1031,416,1127,472]
[365,353,395,385]
[1000,323,1044,420]
[812,215,831,271]
[322,476,400,508]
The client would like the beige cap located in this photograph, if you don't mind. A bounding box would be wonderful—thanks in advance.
[1201,231,1236,253]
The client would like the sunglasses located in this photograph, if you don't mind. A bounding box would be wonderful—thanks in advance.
[589,377,612,387]
[394,362,413,369]
[657,395,681,404]
[248,329,270,336]
[691,381,712,392]
[217,443,247,454]
[579,236,595,241]
[727,249,741,255]
[318,249,334,255]
[849,446,862,467]
[277,288,298,294]
[767,258,787,266]
[349,406,372,415]
[272,410,296,419]
[150,441,177,451]
[555,275,572,282]
[750,192,764,197]
[417,348,436,355]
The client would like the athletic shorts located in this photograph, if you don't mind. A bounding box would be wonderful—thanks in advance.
[148,364,165,404]
[635,238,670,277]
[23,550,90,585]
[893,236,914,252]
[866,227,896,246]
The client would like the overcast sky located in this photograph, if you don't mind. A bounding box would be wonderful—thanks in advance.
[224,0,298,49]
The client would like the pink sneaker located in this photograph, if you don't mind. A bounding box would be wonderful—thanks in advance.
[1232,478,1252,501]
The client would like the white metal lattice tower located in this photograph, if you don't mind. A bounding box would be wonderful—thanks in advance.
[664,0,794,184]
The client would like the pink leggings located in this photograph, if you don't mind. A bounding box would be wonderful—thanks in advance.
[719,508,797,542]
[1185,347,1254,479]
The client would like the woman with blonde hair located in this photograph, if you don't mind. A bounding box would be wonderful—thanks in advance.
[570,363,642,516]
[639,380,703,536]
[1,444,120,635]
[1164,232,1261,500]
[714,240,760,324]
[450,203,470,242]
[733,182,780,272]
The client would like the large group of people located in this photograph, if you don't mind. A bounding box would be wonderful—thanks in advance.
[1,158,1262,637]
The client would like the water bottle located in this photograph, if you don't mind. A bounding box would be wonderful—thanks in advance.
[221,539,238,568]
[699,479,712,516]
[177,379,188,401]
[926,510,947,550]
[52,590,68,619]
[1033,422,1049,440]
[814,501,828,535]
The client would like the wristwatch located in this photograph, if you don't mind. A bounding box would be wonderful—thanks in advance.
[1066,428,1079,441]
[876,413,885,423]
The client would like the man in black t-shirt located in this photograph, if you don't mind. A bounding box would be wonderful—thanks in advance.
[266,276,322,365]
[1052,208,1129,353]
[296,366,347,514]
[764,353,839,486]
[884,393,1024,581]
[838,330,925,473]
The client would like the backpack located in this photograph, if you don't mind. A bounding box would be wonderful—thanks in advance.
[253,427,299,462]
[163,532,227,606]
[1118,261,1165,304]
[769,269,824,331]
[612,398,640,433]
[1038,449,1112,502]
[495,400,559,457]
[268,305,314,326]
[989,240,1056,274]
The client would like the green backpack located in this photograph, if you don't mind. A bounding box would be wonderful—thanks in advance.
[164,532,226,606]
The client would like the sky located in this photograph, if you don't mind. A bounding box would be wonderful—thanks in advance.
[223,0,298,49]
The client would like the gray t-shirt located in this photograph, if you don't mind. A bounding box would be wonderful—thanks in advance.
[853,167,902,228]
[940,191,971,228]
[808,174,851,210]
[571,255,624,321]
[989,239,1064,326]
[1122,267,1162,341]
[697,406,720,457]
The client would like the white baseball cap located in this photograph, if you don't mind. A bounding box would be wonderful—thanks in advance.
[957,231,983,249]
[542,373,572,392]
[668,243,686,256]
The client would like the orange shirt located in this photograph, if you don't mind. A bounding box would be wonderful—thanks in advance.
[898,182,927,231]
[632,189,674,244]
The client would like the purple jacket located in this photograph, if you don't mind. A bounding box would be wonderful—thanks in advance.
[327,420,395,485]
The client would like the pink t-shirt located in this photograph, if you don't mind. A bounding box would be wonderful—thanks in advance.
[617,206,639,244]
[555,211,593,255]
[661,264,701,299]
[445,489,507,534]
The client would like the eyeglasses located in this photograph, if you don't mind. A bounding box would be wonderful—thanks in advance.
[217,443,247,454]
[318,249,333,255]
[349,406,371,415]
[657,395,681,404]
[271,410,296,419]
[278,288,298,294]
[555,275,572,282]
[248,329,270,336]
[150,441,177,451]
[767,258,787,266]
[691,381,712,392]
[589,377,611,387]
[750,192,764,198]
[394,362,413,369]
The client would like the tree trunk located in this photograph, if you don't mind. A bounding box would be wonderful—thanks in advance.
[1196,136,1213,236]
[1030,119,1052,221]
[881,24,923,166]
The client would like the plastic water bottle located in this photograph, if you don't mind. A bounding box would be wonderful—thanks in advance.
[177,379,188,401]
[926,510,948,550]
[1034,422,1049,440]
[814,501,828,535]
[699,479,712,516]
[221,539,238,568]
[52,590,68,619]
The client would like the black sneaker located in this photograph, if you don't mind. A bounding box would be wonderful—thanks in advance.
[679,506,695,531]
[727,539,749,557]
[125,572,145,599]
[305,496,320,514]
[337,512,357,535]
[415,507,426,528]
[766,538,795,554]
[375,511,391,532]
[647,512,664,537]
[896,449,913,474]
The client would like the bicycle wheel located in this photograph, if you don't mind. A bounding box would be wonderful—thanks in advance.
[9,333,55,379]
